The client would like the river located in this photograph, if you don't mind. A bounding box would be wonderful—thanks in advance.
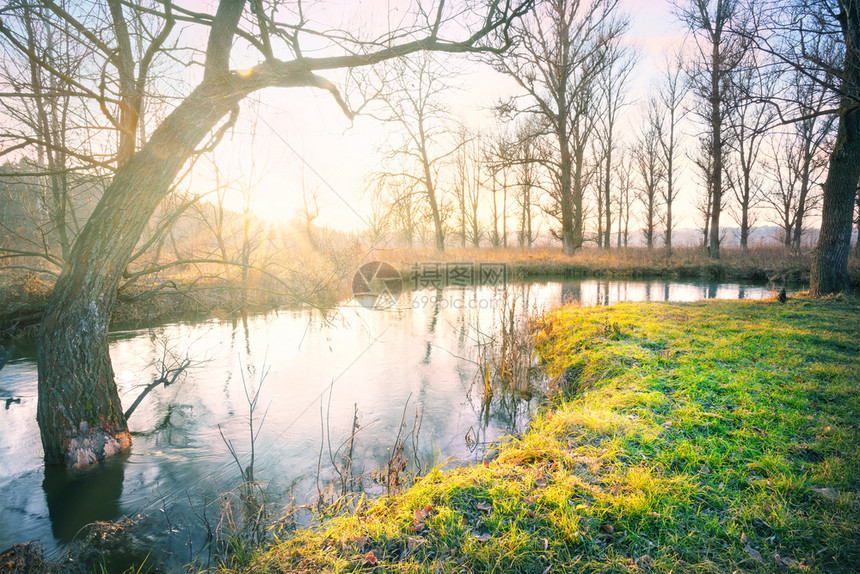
[0,277,776,570]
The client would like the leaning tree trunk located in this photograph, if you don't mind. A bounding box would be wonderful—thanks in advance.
[37,78,244,465]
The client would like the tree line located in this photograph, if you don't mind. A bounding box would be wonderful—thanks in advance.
[358,0,856,270]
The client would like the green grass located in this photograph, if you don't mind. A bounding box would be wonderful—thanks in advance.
[226,296,860,573]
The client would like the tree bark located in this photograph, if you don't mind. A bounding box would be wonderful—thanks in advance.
[809,103,860,296]
[558,122,575,256]
[708,38,723,260]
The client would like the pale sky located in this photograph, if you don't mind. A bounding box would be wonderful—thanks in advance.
[190,0,702,236]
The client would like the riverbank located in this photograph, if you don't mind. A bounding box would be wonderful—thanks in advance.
[385,245,860,284]
[3,247,856,343]
[223,295,860,573]
[0,272,347,343]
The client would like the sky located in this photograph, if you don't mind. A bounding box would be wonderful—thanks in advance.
[187,0,709,239]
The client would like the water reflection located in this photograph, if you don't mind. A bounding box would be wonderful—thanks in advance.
[42,455,127,543]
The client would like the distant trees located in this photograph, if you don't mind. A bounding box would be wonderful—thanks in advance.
[764,70,833,252]
[374,53,455,252]
[493,0,627,255]
[726,60,772,250]
[594,43,636,250]
[653,57,689,254]
[634,116,664,249]
[452,127,484,248]
[513,124,541,247]
[678,0,749,260]
[614,151,636,248]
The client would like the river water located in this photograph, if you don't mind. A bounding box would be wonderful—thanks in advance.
[0,278,775,569]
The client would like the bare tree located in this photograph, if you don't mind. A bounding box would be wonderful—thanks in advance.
[514,122,542,247]
[452,126,482,247]
[0,4,110,268]
[765,68,834,251]
[486,125,519,248]
[635,112,665,249]
[691,133,717,246]
[653,55,689,253]
[0,0,531,466]
[373,52,459,252]
[677,0,750,259]
[615,149,636,248]
[492,0,626,254]
[726,59,773,250]
[595,42,637,250]
[388,177,423,249]
[364,179,392,244]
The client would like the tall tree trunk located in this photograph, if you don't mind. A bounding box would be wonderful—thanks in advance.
[418,123,445,252]
[810,6,860,296]
[708,40,723,260]
[604,139,612,250]
[809,106,860,295]
[792,152,812,252]
[572,146,586,250]
[558,125,575,256]
[37,79,243,466]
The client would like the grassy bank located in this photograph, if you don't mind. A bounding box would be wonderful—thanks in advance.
[224,295,860,573]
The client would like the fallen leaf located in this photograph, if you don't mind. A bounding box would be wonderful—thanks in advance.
[610,484,622,495]
[744,543,764,563]
[476,501,492,513]
[740,532,748,544]
[601,524,615,535]
[536,479,548,488]
[409,522,426,533]
[360,551,379,566]
[353,535,369,549]
[414,505,433,521]
[407,537,424,553]
[647,511,660,518]
[472,533,491,542]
